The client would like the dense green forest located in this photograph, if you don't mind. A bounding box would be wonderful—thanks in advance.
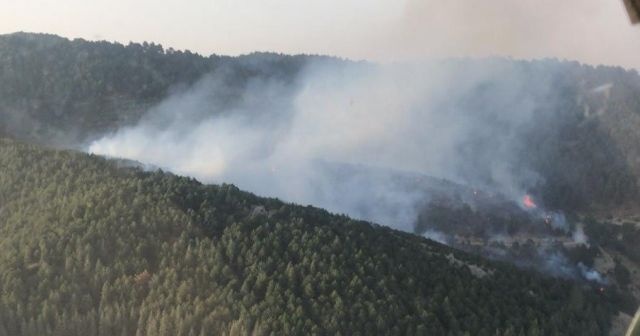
[1,32,639,334]
[0,138,618,335]
[0,32,327,145]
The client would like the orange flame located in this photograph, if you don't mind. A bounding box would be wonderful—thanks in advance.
[523,195,536,209]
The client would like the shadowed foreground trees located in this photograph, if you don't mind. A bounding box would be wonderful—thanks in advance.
[0,139,616,335]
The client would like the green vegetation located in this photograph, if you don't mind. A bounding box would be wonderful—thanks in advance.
[0,32,319,145]
[0,138,616,335]
[0,32,638,334]
[584,218,640,264]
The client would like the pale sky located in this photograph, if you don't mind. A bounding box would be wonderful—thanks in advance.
[2,0,640,68]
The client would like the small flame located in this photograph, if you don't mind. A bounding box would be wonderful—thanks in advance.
[523,195,537,209]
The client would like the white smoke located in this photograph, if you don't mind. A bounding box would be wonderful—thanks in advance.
[87,58,611,283]
[89,59,553,231]
[573,224,590,246]
[543,252,579,278]
[422,230,449,245]
[578,262,607,284]
[548,212,569,232]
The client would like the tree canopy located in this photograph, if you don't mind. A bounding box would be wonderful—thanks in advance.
[0,138,616,335]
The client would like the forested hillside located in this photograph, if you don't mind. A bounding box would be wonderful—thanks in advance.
[0,32,639,334]
[0,32,320,146]
[1,33,639,213]
[0,138,617,335]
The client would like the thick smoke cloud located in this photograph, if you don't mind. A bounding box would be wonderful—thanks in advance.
[88,58,609,282]
[88,59,555,231]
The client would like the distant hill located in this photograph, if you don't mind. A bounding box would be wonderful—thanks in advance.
[0,138,618,335]
[0,32,327,146]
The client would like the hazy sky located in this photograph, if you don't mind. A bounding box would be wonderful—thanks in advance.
[2,0,640,68]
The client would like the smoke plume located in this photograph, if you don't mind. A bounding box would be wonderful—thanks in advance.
[88,57,609,283]
[89,59,558,229]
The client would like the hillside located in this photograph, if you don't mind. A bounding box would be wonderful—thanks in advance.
[0,138,618,335]
[1,33,639,214]
[0,32,324,146]
[1,32,640,334]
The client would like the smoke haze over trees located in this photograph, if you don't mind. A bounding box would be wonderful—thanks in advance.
[2,33,639,220]
[0,137,618,335]
[1,33,640,333]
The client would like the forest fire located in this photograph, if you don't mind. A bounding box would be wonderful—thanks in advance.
[523,194,537,209]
